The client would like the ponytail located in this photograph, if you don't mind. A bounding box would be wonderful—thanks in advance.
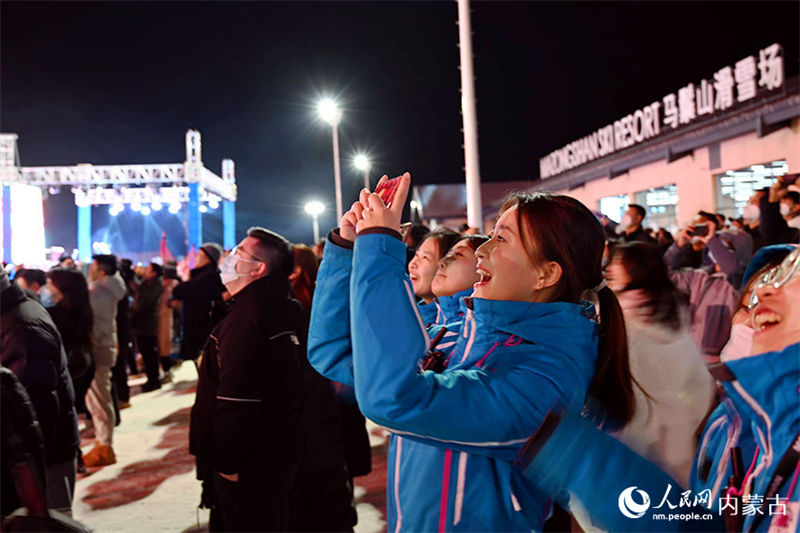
[502,192,640,431]
[590,285,636,430]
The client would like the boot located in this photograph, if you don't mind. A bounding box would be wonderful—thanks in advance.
[83,443,116,467]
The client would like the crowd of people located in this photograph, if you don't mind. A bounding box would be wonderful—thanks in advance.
[1,171,798,532]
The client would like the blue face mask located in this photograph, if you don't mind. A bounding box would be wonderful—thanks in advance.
[39,286,56,308]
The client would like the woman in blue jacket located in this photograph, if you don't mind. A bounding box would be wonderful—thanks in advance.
[408,228,463,328]
[430,234,489,328]
[308,173,637,532]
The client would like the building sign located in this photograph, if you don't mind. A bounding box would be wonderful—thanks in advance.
[539,44,785,179]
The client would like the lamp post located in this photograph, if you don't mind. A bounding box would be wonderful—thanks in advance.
[304,200,325,244]
[354,154,371,190]
[317,99,343,222]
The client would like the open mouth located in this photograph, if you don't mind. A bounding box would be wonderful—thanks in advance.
[474,266,492,288]
[753,310,782,332]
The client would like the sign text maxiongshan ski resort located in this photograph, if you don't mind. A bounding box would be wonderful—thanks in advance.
[539,43,785,179]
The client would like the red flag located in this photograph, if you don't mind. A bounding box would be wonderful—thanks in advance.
[160,232,175,263]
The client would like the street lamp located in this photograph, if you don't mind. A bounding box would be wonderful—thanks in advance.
[353,154,371,190]
[317,98,343,222]
[304,200,325,244]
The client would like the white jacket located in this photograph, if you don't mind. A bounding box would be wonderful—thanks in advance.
[613,290,715,487]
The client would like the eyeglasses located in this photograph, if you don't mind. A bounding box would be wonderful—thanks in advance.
[232,246,266,264]
[748,246,800,310]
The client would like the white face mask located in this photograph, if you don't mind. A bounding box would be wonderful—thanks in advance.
[616,214,632,234]
[779,202,792,217]
[219,254,246,286]
[742,204,760,223]
[720,323,755,362]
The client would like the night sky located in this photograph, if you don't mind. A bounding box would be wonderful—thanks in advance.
[2,1,798,253]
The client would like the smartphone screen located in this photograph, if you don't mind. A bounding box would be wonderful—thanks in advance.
[374,177,401,208]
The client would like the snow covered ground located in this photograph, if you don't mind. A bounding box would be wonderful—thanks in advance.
[72,363,386,532]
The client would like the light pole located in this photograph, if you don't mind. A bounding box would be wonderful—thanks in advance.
[354,154,371,190]
[317,99,343,222]
[304,200,325,244]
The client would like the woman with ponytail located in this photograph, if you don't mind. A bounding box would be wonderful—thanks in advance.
[309,175,638,532]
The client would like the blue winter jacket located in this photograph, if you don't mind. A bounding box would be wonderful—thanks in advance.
[520,342,800,532]
[712,343,800,532]
[418,300,438,329]
[309,231,601,532]
[433,288,473,327]
[690,397,757,505]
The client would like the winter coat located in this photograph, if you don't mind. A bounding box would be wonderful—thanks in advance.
[618,225,657,244]
[172,263,224,360]
[706,343,800,532]
[759,194,800,245]
[308,231,600,532]
[89,273,126,367]
[718,228,754,265]
[664,237,746,288]
[670,269,738,358]
[288,306,357,531]
[433,288,473,326]
[0,283,79,466]
[417,300,437,329]
[158,278,178,357]
[0,365,46,518]
[47,304,93,380]
[613,290,715,487]
[132,276,163,338]
[690,397,757,504]
[189,275,304,499]
[116,289,134,362]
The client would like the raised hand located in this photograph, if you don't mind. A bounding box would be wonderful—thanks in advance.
[356,172,411,234]
[340,200,366,242]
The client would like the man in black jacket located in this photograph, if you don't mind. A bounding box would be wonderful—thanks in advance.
[172,242,224,362]
[189,228,304,532]
[132,263,164,392]
[616,204,657,244]
[0,270,79,516]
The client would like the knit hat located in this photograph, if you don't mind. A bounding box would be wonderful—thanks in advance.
[199,243,223,265]
[740,244,795,290]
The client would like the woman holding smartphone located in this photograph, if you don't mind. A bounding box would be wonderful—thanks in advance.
[308,173,636,531]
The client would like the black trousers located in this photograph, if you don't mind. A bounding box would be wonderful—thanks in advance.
[112,343,131,403]
[136,335,159,387]
[212,472,289,532]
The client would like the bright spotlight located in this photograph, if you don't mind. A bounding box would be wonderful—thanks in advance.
[141,206,151,215]
[109,205,121,216]
[317,98,342,126]
[354,154,371,171]
[131,200,142,212]
[168,202,181,214]
[209,198,219,209]
[304,201,325,216]
[151,201,163,211]
[199,205,208,213]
